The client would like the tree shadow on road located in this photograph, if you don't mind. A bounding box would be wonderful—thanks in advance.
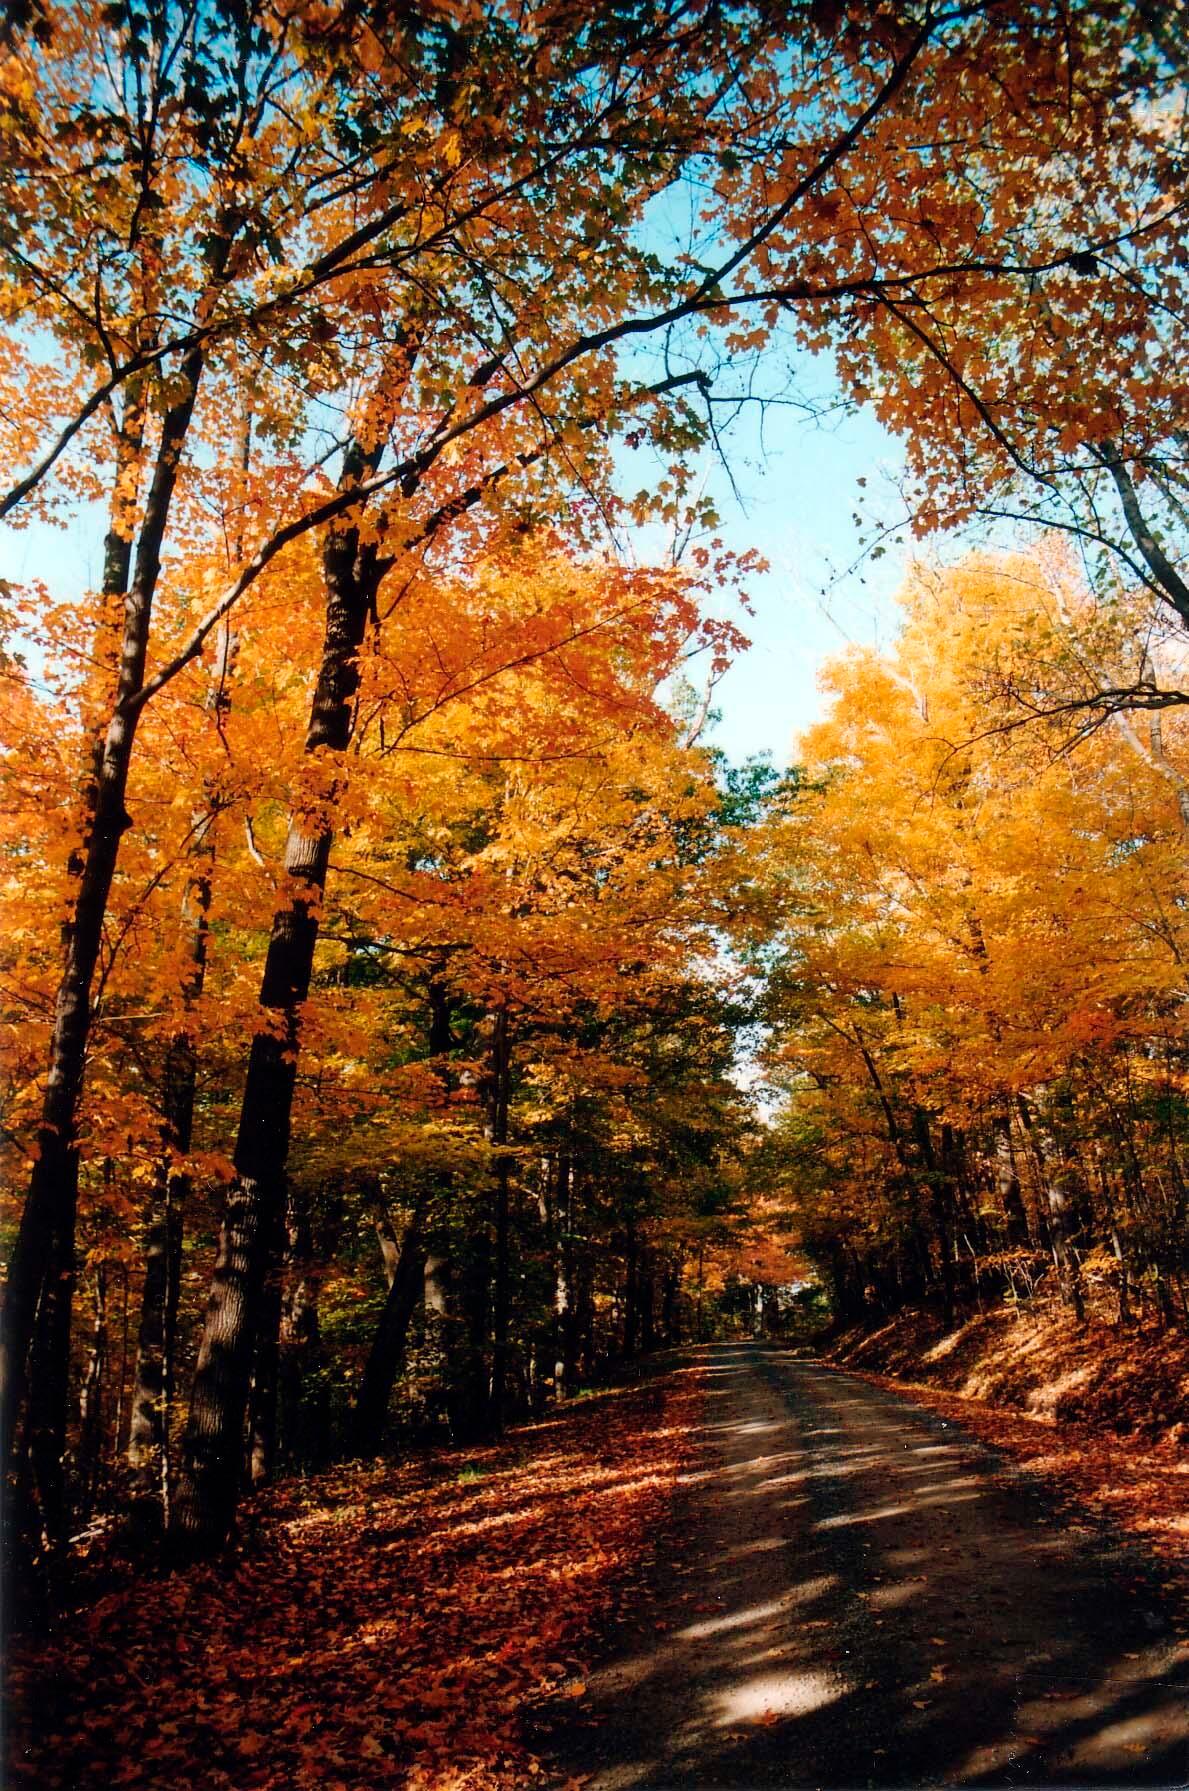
[540,1344,1189,1789]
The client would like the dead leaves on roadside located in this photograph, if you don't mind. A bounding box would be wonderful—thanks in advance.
[852,1368,1189,1623]
[8,1375,699,1791]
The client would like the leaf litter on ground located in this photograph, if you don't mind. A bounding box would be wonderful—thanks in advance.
[8,1367,701,1791]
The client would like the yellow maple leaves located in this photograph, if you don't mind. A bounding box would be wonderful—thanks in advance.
[757,541,1187,1320]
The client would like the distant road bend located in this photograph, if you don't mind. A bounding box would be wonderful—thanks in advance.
[552,1344,1189,1789]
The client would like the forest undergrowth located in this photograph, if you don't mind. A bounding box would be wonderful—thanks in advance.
[6,1364,701,1791]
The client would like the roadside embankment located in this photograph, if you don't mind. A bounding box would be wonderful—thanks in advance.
[823,1301,1189,1591]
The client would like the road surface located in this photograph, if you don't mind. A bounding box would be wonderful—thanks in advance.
[546,1344,1189,1788]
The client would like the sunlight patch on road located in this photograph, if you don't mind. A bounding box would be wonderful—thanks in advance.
[907,1476,982,1497]
[864,1580,920,1610]
[817,1503,910,1528]
[1064,1706,1189,1771]
[725,1534,788,1560]
[713,1668,844,1727]
[679,1577,840,1639]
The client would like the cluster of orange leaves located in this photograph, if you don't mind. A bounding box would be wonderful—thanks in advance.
[9,1371,702,1791]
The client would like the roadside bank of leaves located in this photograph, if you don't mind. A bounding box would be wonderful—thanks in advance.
[840,1366,1189,1619]
[8,1365,701,1791]
[828,1302,1189,1444]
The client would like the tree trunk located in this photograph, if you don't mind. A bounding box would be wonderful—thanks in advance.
[351,1205,427,1453]
[76,1264,109,1521]
[127,783,218,1495]
[375,1211,401,1288]
[487,1008,511,1436]
[424,1253,449,1318]
[126,1185,184,1485]
[113,1264,130,1462]
[1,356,205,1487]
[451,1228,491,1443]
[623,1227,640,1357]
[660,1257,681,1343]
[913,1109,955,1331]
[248,1244,283,1490]
[994,1108,1029,1245]
[24,1179,79,1550]
[1018,1094,1085,1322]
[422,1248,459,1431]
[639,1255,656,1352]
[553,1157,580,1397]
[278,1182,325,1469]
[171,436,385,1554]
[578,1270,596,1380]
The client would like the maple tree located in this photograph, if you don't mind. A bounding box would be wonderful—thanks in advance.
[756,543,1187,1335]
[832,27,1189,629]
[2,509,760,1553]
[1,0,747,1530]
[0,0,1185,1597]
[1,13,1188,1784]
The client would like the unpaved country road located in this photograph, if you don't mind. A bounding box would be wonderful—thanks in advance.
[547,1344,1189,1789]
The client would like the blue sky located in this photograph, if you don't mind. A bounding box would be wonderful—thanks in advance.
[683,396,909,767]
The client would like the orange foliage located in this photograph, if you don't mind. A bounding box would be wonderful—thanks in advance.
[8,1369,701,1791]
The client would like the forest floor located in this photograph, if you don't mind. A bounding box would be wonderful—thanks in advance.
[9,1336,1189,1790]
[826,1300,1189,1587]
[538,1344,1189,1789]
[5,1367,700,1791]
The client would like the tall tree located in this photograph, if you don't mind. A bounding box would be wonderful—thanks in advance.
[6,0,1186,1541]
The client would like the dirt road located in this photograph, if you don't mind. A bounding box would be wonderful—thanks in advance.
[548,1345,1189,1788]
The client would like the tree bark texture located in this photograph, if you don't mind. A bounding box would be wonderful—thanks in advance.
[1,357,203,1496]
[277,1182,325,1469]
[128,790,217,1494]
[1017,1095,1085,1322]
[172,437,384,1553]
[76,1265,108,1519]
[553,1157,580,1396]
[351,1204,427,1453]
[487,1009,511,1436]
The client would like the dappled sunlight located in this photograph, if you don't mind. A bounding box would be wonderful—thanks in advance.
[835,1303,1189,1454]
[724,1534,787,1561]
[679,1580,841,1641]
[11,1367,702,1791]
[862,1580,921,1612]
[556,1345,1189,1789]
[817,1504,912,1529]
[713,1668,844,1726]
[1063,1708,1187,1775]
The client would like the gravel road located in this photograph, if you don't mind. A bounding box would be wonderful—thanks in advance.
[548,1344,1188,1789]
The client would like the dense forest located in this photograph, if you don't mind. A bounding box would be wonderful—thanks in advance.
[756,548,1188,1335]
[0,0,1186,1630]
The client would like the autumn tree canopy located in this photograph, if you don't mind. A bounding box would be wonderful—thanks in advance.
[1,0,1186,1577]
[755,546,1187,1332]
